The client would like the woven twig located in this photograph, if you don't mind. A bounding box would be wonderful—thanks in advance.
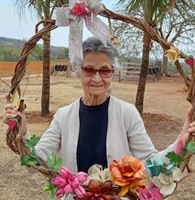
[99,8,191,88]
[9,19,56,97]
[180,69,195,173]
[5,7,195,199]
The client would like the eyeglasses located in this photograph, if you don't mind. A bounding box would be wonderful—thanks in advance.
[81,67,114,78]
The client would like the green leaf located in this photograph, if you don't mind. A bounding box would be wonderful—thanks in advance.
[25,135,41,148]
[186,141,195,154]
[47,152,62,173]
[20,153,39,167]
[47,190,57,200]
[44,178,58,200]
[165,151,183,166]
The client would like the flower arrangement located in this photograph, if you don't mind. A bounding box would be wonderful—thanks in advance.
[19,135,195,200]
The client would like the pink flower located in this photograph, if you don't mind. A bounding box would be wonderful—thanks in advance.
[138,184,162,200]
[174,138,183,155]
[70,0,89,16]
[8,118,18,130]
[185,56,194,68]
[52,167,88,198]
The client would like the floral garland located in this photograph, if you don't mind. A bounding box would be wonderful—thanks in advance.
[19,135,195,200]
[7,1,195,199]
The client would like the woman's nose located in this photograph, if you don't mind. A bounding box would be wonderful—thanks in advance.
[92,70,102,81]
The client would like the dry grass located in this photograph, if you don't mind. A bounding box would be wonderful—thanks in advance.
[0,74,195,199]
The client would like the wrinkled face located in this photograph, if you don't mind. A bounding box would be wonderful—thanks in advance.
[80,52,113,97]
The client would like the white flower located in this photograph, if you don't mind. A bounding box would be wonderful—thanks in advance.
[153,167,182,196]
[164,46,180,64]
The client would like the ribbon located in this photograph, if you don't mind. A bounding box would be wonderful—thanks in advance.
[55,0,111,62]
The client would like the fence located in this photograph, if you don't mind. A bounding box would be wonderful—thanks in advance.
[116,59,162,82]
[0,61,67,78]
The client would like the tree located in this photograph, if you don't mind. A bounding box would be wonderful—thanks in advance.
[14,0,68,116]
[0,46,20,61]
[157,2,195,75]
[31,45,44,61]
[115,0,192,116]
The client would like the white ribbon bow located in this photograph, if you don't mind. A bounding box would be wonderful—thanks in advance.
[55,0,111,61]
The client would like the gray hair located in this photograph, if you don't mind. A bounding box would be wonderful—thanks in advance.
[82,37,116,66]
[70,37,120,77]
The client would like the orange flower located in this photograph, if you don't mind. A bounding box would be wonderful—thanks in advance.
[109,156,146,196]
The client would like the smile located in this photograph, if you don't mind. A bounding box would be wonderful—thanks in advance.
[90,85,103,87]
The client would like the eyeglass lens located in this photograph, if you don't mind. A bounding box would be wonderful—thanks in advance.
[82,67,114,78]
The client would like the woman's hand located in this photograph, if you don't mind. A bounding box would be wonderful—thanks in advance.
[179,108,195,146]
[3,94,27,134]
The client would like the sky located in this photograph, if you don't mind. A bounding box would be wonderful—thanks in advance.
[0,0,116,47]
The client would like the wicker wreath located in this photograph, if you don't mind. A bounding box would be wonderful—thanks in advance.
[5,7,195,200]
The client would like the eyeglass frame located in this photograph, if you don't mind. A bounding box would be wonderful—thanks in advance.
[81,66,115,78]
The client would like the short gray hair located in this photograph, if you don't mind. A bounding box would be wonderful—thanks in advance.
[82,37,116,66]
[70,37,119,77]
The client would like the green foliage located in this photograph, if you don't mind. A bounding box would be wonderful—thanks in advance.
[0,46,20,61]
[20,153,39,167]
[47,152,63,173]
[44,178,58,200]
[0,37,69,61]
[25,135,41,148]
[186,141,195,154]
[20,135,41,167]
[165,151,183,166]
[30,45,44,61]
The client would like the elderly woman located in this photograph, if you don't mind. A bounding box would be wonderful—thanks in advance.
[3,37,195,175]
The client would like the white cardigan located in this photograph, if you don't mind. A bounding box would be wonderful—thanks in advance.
[34,95,178,174]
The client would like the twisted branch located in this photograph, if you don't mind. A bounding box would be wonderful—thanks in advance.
[5,7,195,199]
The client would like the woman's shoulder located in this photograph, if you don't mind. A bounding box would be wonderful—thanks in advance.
[110,95,135,108]
[55,98,80,116]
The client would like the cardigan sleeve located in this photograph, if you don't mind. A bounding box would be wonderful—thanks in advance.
[34,109,62,161]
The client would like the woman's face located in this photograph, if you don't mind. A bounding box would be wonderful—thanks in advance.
[80,52,113,98]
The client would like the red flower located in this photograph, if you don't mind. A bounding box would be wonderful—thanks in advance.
[74,179,120,200]
[8,118,18,130]
[70,1,89,16]
[185,56,194,68]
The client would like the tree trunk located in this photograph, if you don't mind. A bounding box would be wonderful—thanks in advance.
[135,32,151,117]
[41,32,51,116]
[162,55,168,76]
[66,62,71,78]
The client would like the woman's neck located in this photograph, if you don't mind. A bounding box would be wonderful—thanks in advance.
[82,94,109,106]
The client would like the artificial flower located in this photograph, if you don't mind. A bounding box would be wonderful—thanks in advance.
[146,159,175,177]
[152,167,182,196]
[11,90,20,110]
[185,55,194,68]
[85,164,112,185]
[70,0,90,16]
[109,156,146,196]
[75,179,120,200]
[111,35,121,46]
[8,118,18,130]
[138,183,163,200]
[164,46,180,64]
[52,167,88,198]
[174,138,184,155]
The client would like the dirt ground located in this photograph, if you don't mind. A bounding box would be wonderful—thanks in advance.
[0,74,195,200]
